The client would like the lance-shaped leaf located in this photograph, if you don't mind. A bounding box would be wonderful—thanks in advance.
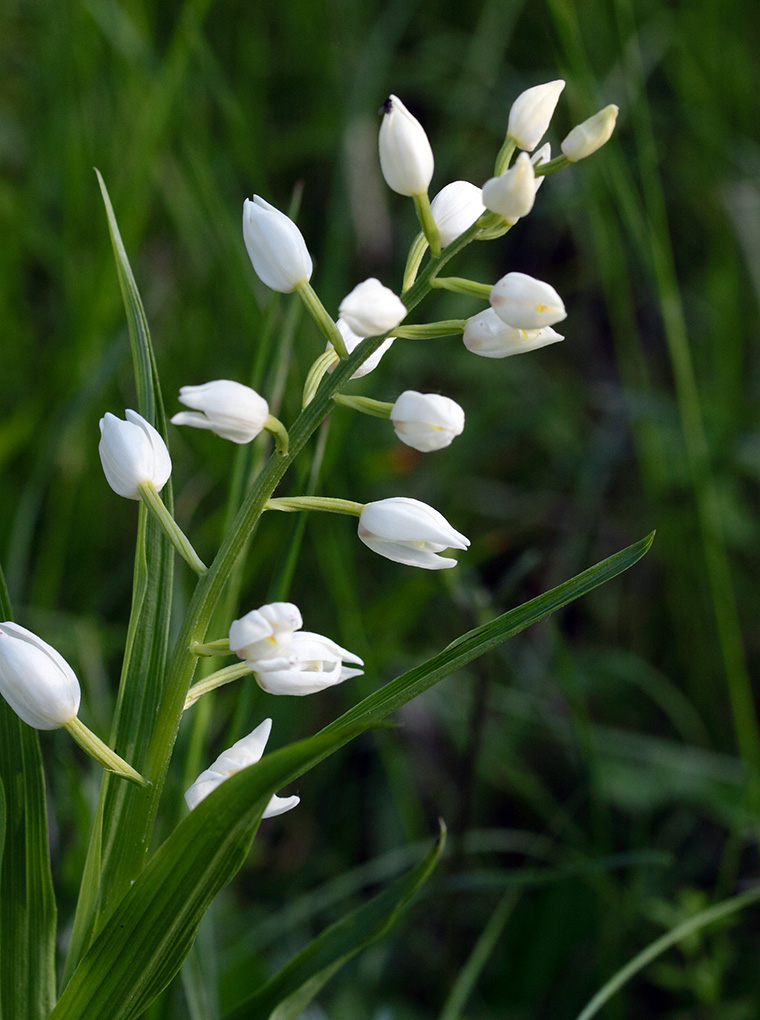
[222,822,447,1020]
[0,563,57,1020]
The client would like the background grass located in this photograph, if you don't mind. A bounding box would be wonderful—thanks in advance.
[2,0,760,1017]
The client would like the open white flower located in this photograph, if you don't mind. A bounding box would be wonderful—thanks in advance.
[184,718,299,816]
[489,272,567,330]
[0,622,81,730]
[430,181,485,247]
[507,79,565,151]
[98,410,172,500]
[358,497,470,570]
[463,308,564,358]
[326,318,396,380]
[171,380,270,444]
[391,391,465,452]
[338,279,406,337]
[242,196,313,293]
[229,602,303,666]
[252,632,363,696]
[378,94,434,197]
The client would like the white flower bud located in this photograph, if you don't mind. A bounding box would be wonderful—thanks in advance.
[326,319,395,379]
[430,181,485,247]
[561,105,619,162]
[338,278,406,337]
[242,196,313,293]
[229,602,303,666]
[378,94,434,197]
[391,391,465,452]
[481,153,537,224]
[99,409,172,500]
[0,622,81,730]
[531,143,551,192]
[358,497,470,570]
[489,272,567,330]
[185,718,299,817]
[508,80,565,151]
[253,632,364,696]
[171,380,269,444]
[464,308,564,358]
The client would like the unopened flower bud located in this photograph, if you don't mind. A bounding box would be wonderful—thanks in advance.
[378,94,434,197]
[99,410,172,500]
[242,196,313,293]
[430,181,485,247]
[490,272,567,330]
[508,80,565,151]
[482,153,537,224]
[229,602,303,666]
[0,622,81,730]
[391,391,465,452]
[561,105,619,162]
[171,380,270,444]
[327,319,396,379]
[358,497,469,570]
[464,308,564,358]
[185,718,299,816]
[338,279,406,337]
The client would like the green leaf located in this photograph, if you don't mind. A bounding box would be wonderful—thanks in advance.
[319,533,655,752]
[64,174,175,979]
[222,822,447,1020]
[51,724,363,1020]
[0,566,57,1020]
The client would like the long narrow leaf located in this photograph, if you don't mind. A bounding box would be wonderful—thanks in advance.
[223,823,447,1020]
[51,725,364,1020]
[0,568,57,1019]
[64,175,176,978]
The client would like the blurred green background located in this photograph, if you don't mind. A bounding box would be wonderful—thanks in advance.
[2,0,760,1016]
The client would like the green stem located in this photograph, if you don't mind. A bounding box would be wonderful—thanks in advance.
[532,153,570,177]
[138,483,207,575]
[403,232,429,291]
[64,716,146,786]
[184,662,253,710]
[263,414,289,455]
[296,280,349,358]
[494,137,516,175]
[333,394,393,419]
[265,496,364,516]
[413,193,441,257]
[302,349,339,408]
[394,320,467,339]
[190,638,231,656]
[430,277,492,300]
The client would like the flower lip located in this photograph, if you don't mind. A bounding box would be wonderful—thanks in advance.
[242,196,313,293]
[171,380,270,444]
[358,497,470,570]
[0,621,81,729]
[378,94,435,197]
[464,308,564,359]
[98,409,172,500]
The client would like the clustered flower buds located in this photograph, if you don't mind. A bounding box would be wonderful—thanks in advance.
[358,498,470,570]
[99,410,172,500]
[463,309,564,359]
[0,622,80,730]
[391,391,465,452]
[171,380,270,444]
[338,278,407,337]
[185,718,299,816]
[378,94,434,197]
[507,79,565,151]
[242,196,313,293]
